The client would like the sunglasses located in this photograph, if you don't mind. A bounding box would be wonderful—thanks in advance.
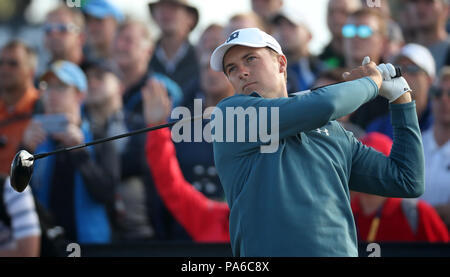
[342,24,375,39]
[430,87,450,98]
[0,59,19,67]
[44,23,80,34]
[39,81,73,93]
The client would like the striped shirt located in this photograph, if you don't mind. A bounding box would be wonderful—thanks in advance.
[420,129,450,206]
[0,178,41,248]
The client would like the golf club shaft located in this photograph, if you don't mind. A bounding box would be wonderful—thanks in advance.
[30,67,402,161]
[310,66,402,91]
[32,114,204,161]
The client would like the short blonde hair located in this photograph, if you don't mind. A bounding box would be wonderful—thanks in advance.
[46,5,85,29]
[117,19,153,49]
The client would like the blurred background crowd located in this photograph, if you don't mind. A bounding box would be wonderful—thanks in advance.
[0,0,450,257]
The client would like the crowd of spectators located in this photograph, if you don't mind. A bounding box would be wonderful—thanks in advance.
[0,0,449,255]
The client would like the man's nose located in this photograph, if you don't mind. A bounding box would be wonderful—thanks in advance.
[237,65,249,80]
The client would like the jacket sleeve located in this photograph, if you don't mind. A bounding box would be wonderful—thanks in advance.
[145,127,230,242]
[348,101,425,198]
[214,77,379,154]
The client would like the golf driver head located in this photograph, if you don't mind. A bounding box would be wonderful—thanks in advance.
[10,150,34,192]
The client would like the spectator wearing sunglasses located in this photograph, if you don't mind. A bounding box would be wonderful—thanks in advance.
[319,0,362,69]
[402,0,450,73]
[367,43,436,139]
[0,41,41,176]
[343,8,390,129]
[343,9,387,68]
[22,61,114,244]
[43,5,86,67]
[420,66,450,231]
[365,0,405,66]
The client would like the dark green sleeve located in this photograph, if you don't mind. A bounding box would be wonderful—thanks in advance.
[215,77,379,150]
[348,101,425,197]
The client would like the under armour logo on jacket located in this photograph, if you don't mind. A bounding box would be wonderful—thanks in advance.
[315,128,329,136]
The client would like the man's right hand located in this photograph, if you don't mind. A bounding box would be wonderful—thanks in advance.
[22,121,47,152]
[342,56,383,89]
[376,63,412,103]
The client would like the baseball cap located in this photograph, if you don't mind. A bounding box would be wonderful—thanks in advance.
[210,28,284,72]
[41,60,88,93]
[394,43,436,79]
[82,0,124,23]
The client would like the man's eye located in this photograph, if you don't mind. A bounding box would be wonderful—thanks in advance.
[228,66,236,74]
[247,56,256,62]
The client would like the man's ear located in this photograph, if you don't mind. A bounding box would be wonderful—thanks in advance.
[76,90,86,104]
[142,44,153,61]
[78,32,86,46]
[278,54,287,75]
[307,30,313,44]
[427,75,434,88]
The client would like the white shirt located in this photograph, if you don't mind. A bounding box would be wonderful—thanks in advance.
[420,129,450,206]
[0,178,41,249]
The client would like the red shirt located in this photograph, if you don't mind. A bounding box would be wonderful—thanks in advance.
[351,196,449,242]
[145,127,230,242]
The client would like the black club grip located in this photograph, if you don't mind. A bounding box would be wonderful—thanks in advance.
[394,66,402,78]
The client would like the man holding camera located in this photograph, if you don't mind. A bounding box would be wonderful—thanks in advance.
[21,61,116,244]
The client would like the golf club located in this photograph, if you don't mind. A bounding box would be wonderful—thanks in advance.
[9,67,402,193]
[9,114,202,193]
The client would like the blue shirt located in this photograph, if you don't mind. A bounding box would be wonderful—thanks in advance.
[213,77,424,257]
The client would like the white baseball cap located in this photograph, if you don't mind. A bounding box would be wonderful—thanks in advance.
[210,27,284,72]
[394,43,436,79]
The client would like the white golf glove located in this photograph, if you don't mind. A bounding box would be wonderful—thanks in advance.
[362,56,412,103]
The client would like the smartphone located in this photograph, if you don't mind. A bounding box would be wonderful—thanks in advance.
[33,114,69,134]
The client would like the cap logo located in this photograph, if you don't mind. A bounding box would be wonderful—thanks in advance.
[227,31,240,43]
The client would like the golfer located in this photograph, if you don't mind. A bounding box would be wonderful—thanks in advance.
[210,28,424,257]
